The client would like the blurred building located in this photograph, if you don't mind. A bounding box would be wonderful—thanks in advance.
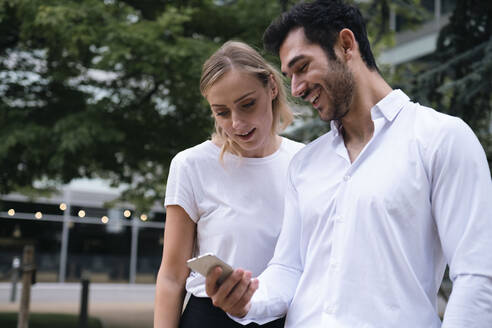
[379,0,456,66]
[0,179,165,284]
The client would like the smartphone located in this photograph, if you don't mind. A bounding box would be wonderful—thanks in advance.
[186,253,234,285]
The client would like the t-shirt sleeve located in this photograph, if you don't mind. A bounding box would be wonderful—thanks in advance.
[164,153,200,222]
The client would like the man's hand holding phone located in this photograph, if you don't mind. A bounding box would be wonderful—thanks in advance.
[187,253,258,318]
[205,266,258,318]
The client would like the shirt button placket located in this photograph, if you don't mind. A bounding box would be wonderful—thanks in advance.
[331,214,343,272]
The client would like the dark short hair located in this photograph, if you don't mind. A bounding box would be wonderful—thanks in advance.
[263,0,378,71]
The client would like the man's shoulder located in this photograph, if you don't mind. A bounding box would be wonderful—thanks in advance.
[410,103,468,140]
[401,102,479,164]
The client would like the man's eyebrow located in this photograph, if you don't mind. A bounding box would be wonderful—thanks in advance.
[282,55,306,76]
[211,91,255,107]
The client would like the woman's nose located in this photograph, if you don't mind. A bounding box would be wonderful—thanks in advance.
[231,112,245,130]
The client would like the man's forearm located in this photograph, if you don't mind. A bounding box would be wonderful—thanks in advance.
[230,263,301,325]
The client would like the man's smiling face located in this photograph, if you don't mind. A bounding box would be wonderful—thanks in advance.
[279,27,354,122]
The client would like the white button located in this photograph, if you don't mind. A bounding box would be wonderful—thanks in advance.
[324,303,335,314]
[343,175,350,181]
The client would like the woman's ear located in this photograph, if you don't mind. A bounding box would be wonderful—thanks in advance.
[269,74,278,99]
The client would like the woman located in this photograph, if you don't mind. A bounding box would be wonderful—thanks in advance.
[154,41,304,328]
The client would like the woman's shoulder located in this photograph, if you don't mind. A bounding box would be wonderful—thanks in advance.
[172,140,219,165]
[280,137,305,155]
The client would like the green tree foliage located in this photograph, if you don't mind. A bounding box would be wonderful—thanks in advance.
[0,0,284,212]
[4,0,487,213]
[404,0,492,169]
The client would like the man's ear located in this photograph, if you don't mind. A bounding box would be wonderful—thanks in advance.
[337,28,357,61]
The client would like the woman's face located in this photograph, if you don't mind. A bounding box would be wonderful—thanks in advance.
[206,69,278,158]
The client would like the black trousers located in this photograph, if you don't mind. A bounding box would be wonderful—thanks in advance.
[179,295,285,328]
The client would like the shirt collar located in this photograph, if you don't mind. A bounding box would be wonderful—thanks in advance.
[371,89,409,122]
[330,120,342,137]
[330,89,410,138]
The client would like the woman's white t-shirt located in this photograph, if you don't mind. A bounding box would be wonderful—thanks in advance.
[165,137,304,297]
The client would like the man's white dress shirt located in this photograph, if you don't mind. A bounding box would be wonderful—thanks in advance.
[234,90,492,327]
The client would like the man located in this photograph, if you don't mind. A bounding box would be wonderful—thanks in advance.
[205,1,492,327]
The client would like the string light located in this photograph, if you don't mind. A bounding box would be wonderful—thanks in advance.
[101,216,109,224]
[140,214,148,222]
[123,210,131,218]
[78,210,86,218]
[8,209,15,216]
[59,203,67,211]
[35,212,42,219]
[13,225,21,238]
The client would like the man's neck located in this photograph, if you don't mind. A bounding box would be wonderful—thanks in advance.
[340,69,392,162]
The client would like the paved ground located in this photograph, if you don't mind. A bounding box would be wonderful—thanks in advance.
[0,283,154,328]
[1,282,448,326]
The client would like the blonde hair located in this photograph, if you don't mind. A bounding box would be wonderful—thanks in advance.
[200,41,293,161]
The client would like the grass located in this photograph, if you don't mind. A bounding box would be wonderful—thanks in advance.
[0,312,103,328]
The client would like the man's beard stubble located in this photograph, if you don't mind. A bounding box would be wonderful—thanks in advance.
[322,58,355,122]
